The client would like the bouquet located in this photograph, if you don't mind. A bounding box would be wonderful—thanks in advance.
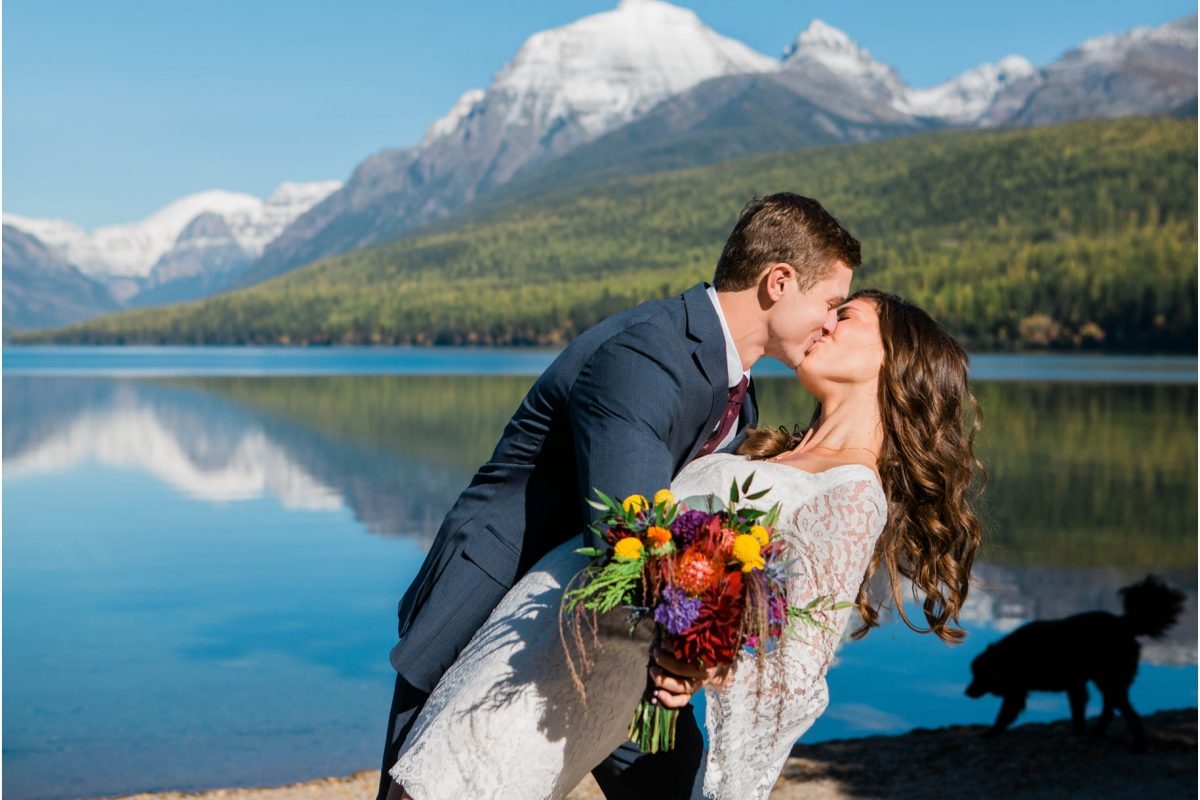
[562,473,852,753]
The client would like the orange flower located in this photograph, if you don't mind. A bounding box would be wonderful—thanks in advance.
[646,526,672,546]
[675,548,722,595]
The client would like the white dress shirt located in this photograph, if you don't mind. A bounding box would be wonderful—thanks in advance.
[706,285,751,450]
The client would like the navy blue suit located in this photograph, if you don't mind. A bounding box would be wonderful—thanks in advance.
[378,283,758,800]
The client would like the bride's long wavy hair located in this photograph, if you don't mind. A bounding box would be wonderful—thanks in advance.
[739,288,986,644]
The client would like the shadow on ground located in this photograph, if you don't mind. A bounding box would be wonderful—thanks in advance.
[770,708,1196,800]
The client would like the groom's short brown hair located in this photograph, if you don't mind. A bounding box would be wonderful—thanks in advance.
[713,193,861,292]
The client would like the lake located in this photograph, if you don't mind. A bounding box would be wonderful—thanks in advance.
[3,347,1196,799]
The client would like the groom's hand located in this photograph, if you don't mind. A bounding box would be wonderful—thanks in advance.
[649,646,731,709]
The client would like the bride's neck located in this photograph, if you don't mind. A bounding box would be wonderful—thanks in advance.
[799,385,883,456]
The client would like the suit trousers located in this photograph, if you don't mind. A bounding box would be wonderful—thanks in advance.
[375,671,706,800]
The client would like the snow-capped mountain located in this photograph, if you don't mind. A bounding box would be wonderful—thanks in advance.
[780,20,1037,126]
[6,191,260,280]
[901,55,1036,124]
[781,19,908,111]
[980,15,1197,126]
[244,0,777,284]
[3,224,119,329]
[4,180,341,309]
[5,181,340,281]
[10,2,1195,324]
[246,8,1194,286]
[425,0,775,149]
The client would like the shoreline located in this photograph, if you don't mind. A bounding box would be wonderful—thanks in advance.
[109,707,1196,800]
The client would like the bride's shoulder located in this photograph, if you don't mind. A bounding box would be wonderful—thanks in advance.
[671,452,748,489]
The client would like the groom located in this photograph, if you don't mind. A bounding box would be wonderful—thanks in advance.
[378,193,860,800]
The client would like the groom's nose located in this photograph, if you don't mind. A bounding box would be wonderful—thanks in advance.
[821,309,839,335]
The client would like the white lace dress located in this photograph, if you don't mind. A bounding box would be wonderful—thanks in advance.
[389,452,888,800]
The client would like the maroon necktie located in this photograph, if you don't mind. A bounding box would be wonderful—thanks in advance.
[696,375,750,458]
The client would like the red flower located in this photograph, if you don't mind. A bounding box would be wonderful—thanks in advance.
[669,571,744,667]
[604,524,635,545]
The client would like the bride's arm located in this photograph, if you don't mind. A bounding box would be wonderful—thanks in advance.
[702,477,887,800]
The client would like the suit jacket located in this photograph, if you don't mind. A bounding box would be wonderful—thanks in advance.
[390,282,759,692]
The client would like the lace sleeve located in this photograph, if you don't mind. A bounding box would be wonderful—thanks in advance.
[701,473,887,800]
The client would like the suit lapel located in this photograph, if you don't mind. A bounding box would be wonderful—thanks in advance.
[680,283,730,465]
[741,376,759,430]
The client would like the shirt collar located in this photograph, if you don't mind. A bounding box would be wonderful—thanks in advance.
[705,285,748,389]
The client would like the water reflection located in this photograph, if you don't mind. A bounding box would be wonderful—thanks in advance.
[7,375,1195,560]
[2,370,1195,798]
[5,381,341,509]
[6,374,1194,663]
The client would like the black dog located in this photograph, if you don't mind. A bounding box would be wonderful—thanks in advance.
[965,575,1185,752]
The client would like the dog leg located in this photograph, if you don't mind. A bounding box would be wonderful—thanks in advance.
[1067,683,1088,735]
[983,693,1026,736]
[1089,696,1114,739]
[1114,696,1147,753]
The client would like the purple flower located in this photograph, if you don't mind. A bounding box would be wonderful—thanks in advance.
[654,586,702,635]
[671,510,710,548]
[768,595,787,626]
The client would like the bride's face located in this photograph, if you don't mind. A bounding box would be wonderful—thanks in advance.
[795,298,885,395]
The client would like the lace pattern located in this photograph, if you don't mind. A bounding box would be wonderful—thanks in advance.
[389,452,887,800]
[670,455,887,800]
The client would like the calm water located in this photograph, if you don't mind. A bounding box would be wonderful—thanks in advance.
[3,349,1197,799]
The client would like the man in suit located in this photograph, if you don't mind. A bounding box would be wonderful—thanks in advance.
[377,193,861,800]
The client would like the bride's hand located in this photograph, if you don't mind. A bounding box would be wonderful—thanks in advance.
[649,646,733,708]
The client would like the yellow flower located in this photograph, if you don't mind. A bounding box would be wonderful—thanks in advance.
[732,534,765,572]
[613,537,645,561]
[653,489,675,508]
[750,525,770,547]
[646,526,672,546]
[622,494,649,514]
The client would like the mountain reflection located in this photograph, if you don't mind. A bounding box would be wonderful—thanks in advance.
[2,376,484,538]
[4,373,1195,666]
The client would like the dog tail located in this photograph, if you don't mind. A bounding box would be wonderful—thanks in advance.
[1119,575,1186,638]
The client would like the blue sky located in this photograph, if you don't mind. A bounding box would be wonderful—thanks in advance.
[3,0,1194,228]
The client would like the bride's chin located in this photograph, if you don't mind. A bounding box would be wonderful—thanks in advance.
[793,367,823,395]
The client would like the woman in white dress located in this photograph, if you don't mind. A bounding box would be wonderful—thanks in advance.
[390,289,985,800]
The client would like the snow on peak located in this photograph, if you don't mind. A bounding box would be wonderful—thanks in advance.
[899,55,1036,123]
[264,180,343,207]
[6,182,341,279]
[229,180,343,257]
[422,88,486,144]
[789,18,857,53]
[78,190,261,277]
[444,0,775,144]
[783,18,905,96]
[1070,14,1197,64]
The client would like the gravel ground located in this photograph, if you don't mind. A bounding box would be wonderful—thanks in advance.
[109,708,1195,800]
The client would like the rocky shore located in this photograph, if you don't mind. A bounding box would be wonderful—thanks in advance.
[112,708,1195,800]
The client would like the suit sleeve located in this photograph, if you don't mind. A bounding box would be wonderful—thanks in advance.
[567,323,686,542]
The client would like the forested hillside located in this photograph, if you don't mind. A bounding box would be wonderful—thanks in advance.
[17,117,1195,351]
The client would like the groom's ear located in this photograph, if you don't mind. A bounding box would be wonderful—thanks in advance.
[762,262,796,302]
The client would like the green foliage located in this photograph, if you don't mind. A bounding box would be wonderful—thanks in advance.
[751,376,1197,567]
[171,373,1196,568]
[787,597,858,637]
[16,117,1196,351]
[563,559,645,615]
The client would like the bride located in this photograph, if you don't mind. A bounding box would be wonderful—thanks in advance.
[389,289,985,800]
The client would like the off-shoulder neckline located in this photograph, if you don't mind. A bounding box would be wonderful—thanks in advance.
[699,452,882,487]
